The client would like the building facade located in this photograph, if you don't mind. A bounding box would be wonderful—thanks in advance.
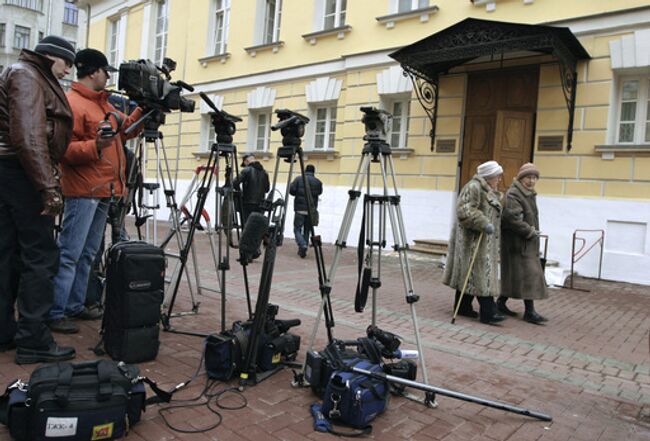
[82,0,650,285]
[0,0,88,87]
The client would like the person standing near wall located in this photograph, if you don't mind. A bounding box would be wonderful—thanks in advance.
[498,163,548,324]
[443,160,505,325]
[289,164,323,258]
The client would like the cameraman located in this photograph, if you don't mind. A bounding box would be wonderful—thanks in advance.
[0,35,77,363]
[233,154,270,225]
[289,164,322,258]
[47,48,144,334]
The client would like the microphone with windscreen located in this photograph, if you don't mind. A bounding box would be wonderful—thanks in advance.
[239,212,269,264]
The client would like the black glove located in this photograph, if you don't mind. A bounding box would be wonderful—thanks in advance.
[41,188,64,216]
[484,223,495,235]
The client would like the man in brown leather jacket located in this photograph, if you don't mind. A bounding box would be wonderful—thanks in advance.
[0,36,77,364]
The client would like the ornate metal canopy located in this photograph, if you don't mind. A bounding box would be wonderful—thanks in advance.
[389,18,590,150]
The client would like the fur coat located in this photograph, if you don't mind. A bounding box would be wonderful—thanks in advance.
[500,179,547,300]
[443,175,502,297]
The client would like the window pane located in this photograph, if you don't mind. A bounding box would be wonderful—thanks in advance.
[324,15,335,30]
[325,0,336,15]
[618,123,634,143]
[391,133,400,147]
[418,0,429,8]
[315,134,324,149]
[622,80,639,100]
[645,122,650,143]
[620,102,636,122]
[398,0,411,12]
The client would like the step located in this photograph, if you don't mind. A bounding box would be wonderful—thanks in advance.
[410,244,447,256]
[412,239,448,254]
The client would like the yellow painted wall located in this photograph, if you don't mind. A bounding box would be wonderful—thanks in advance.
[85,0,650,200]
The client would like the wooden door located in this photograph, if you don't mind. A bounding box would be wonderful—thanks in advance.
[493,111,534,192]
[460,67,539,189]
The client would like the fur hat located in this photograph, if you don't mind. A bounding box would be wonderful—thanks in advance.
[477,160,503,179]
[34,35,76,66]
[517,163,540,180]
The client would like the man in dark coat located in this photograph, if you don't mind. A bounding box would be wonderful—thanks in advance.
[0,36,77,363]
[498,162,548,324]
[289,164,323,258]
[233,154,270,225]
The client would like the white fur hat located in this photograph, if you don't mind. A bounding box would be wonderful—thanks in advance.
[477,160,503,179]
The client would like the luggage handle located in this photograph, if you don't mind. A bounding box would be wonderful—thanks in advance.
[53,361,114,406]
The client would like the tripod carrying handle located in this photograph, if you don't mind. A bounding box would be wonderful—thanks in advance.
[452,231,484,324]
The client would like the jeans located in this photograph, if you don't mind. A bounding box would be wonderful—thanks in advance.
[0,159,57,349]
[293,212,312,251]
[49,197,110,320]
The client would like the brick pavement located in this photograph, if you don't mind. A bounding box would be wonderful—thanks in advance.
[1,230,649,440]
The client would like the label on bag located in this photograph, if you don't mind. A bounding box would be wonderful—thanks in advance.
[91,422,114,440]
[45,417,77,437]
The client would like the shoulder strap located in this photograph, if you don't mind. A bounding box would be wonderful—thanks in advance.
[311,403,372,437]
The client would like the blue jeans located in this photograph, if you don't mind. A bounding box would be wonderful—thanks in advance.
[49,197,110,320]
[293,212,312,250]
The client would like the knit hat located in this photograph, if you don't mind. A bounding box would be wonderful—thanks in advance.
[241,154,255,167]
[34,35,76,66]
[74,48,118,76]
[516,162,540,180]
[477,160,503,179]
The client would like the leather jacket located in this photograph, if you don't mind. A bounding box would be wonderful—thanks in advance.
[0,50,73,191]
[233,161,270,206]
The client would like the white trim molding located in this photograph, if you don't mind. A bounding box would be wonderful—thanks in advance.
[305,76,342,103]
[377,65,412,95]
[199,94,224,113]
[247,86,276,109]
[609,29,650,71]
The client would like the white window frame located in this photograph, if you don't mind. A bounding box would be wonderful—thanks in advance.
[311,105,337,150]
[247,111,272,152]
[0,24,5,48]
[212,0,230,55]
[13,25,30,50]
[614,75,650,145]
[323,0,346,30]
[201,114,217,151]
[263,0,282,44]
[393,0,429,13]
[107,19,119,85]
[153,0,169,66]
[381,97,410,148]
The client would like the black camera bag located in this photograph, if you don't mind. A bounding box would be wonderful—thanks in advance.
[99,241,165,363]
[0,361,146,441]
[204,324,247,381]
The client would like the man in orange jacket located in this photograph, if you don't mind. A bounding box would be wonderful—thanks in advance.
[47,48,143,334]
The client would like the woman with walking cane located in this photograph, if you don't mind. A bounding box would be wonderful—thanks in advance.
[443,160,505,325]
[497,163,548,324]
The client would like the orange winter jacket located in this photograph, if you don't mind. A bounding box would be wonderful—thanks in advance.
[61,82,143,198]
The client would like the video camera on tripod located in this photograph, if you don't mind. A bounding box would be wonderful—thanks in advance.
[360,106,392,142]
[272,109,310,147]
[118,58,195,115]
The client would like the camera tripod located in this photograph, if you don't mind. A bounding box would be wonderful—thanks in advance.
[239,109,333,388]
[301,108,435,407]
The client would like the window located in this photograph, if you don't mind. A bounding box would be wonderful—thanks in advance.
[5,0,42,11]
[0,24,5,48]
[63,1,79,26]
[202,114,217,150]
[254,113,271,151]
[263,0,282,44]
[313,107,337,150]
[213,0,230,55]
[153,0,169,65]
[397,0,428,13]
[323,0,346,30]
[38,31,43,42]
[387,100,410,148]
[13,26,30,50]
[107,19,119,85]
[616,77,650,144]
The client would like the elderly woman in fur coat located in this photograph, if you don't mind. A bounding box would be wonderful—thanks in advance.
[443,160,505,325]
[497,163,548,324]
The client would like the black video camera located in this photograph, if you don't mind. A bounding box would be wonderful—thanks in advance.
[118,58,196,114]
[272,109,310,147]
[360,106,392,141]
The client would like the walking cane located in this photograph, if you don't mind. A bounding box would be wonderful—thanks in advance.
[451,231,484,324]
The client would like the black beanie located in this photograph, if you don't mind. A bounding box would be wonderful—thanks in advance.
[34,35,76,66]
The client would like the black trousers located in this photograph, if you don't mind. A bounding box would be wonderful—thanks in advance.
[0,159,57,349]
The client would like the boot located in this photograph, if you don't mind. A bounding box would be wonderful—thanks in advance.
[15,342,76,365]
[478,297,505,325]
[523,300,546,324]
[47,317,79,334]
[454,290,478,318]
[497,297,517,317]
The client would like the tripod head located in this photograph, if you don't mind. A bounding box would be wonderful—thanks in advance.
[272,109,310,147]
[199,92,242,145]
